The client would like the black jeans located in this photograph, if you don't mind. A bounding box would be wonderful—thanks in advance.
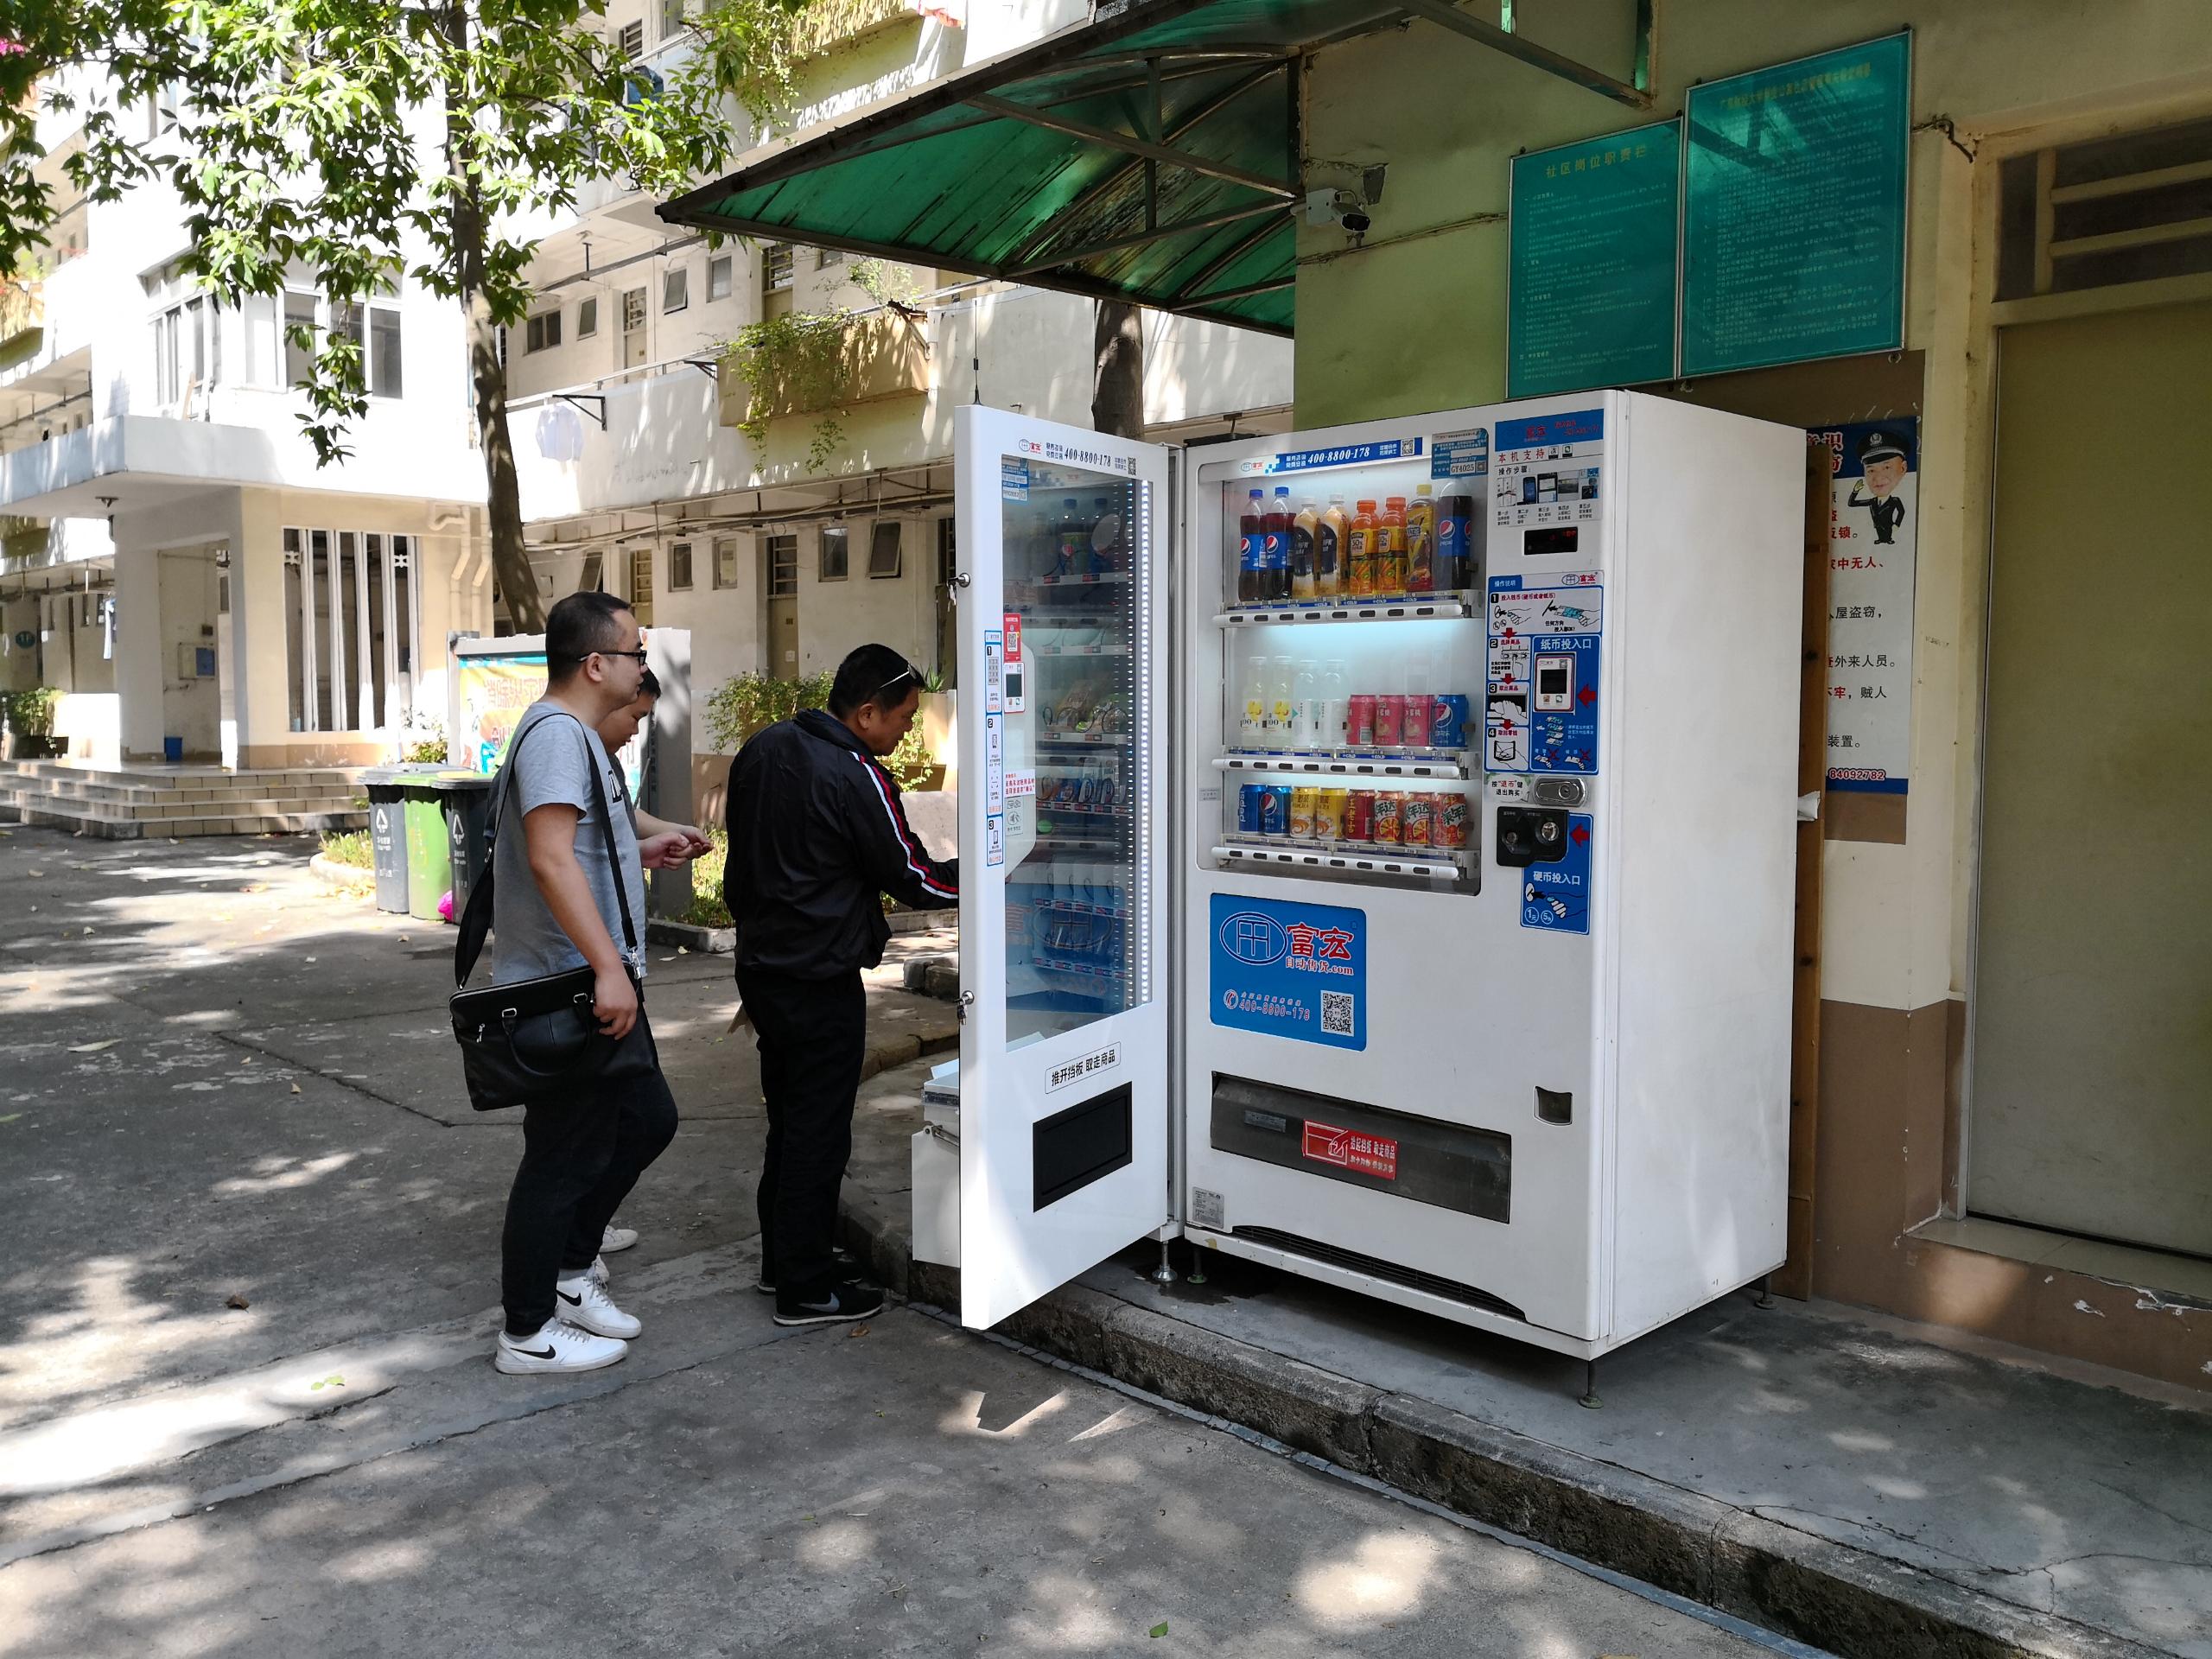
[738,967,868,1300]
[500,1009,678,1336]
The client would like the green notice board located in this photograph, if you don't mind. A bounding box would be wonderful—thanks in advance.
[1681,33,1910,376]
[1508,120,1681,397]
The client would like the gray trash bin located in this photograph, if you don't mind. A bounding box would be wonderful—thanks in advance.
[442,772,496,921]
[360,768,410,914]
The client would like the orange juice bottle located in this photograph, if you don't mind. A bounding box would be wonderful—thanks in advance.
[1347,500,1378,597]
[1379,496,1408,594]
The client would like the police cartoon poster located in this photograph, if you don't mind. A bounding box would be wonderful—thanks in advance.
[1808,419,1916,806]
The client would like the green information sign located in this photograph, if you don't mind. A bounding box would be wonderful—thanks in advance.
[1681,33,1910,376]
[1508,119,1681,398]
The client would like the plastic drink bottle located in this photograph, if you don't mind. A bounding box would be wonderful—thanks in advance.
[1056,498,1086,577]
[1265,486,1293,601]
[1090,496,1121,573]
[1290,660,1319,749]
[1240,654,1268,745]
[1379,496,1408,594]
[1318,497,1346,597]
[1348,500,1378,597]
[1290,498,1319,602]
[1268,655,1296,745]
[1237,487,1263,604]
[1435,494,1471,592]
[1405,484,1437,593]
[1319,659,1349,752]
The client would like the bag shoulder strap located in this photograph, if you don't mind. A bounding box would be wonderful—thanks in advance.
[454,709,637,987]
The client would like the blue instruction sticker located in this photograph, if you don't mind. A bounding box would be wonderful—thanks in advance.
[1209,894,1366,1051]
[1001,459,1029,502]
[1520,814,1592,934]
[1431,428,1491,480]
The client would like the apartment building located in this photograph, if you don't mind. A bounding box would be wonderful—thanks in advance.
[504,0,1294,728]
[0,75,492,768]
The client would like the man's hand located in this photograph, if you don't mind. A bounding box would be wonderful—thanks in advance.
[593,965,639,1039]
[639,826,714,868]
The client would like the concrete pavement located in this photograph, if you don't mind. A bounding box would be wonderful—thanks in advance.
[0,825,1796,1658]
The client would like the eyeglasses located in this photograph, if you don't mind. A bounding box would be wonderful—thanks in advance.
[872,664,919,701]
[578,648,651,664]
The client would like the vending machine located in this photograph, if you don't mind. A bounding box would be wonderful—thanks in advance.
[932,392,1804,1361]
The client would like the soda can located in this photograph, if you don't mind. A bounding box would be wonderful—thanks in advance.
[1371,791,1402,845]
[1314,788,1347,842]
[1402,694,1434,750]
[1346,693,1377,748]
[1401,792,1433,849]
[1434,794,1470,849]
[1256,783,1288,837]
[1373,694,1404,747]
[1430,693,1471,750]
[1237,782,1265,836]
[1344,789,1376,842]
[1288,786,1319,840]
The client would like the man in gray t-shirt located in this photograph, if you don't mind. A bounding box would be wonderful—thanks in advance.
[488,592,702,1379]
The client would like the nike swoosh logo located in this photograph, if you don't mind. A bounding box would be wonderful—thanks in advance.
[513,1344,556,1359]
[558,1291,580,1305]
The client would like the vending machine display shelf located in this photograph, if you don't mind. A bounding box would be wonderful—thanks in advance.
[1033,899,1128,920]
[1033,800,1130,819]
[1032,644,1132,658]
[1216,597,1475,626]
[1035,731,1130,747]
[1033,954,1128,982]
[1033,833,1125,853]
[1212,841,1471,881]
[1013,570,1131,588]
[1214,752,1471,780]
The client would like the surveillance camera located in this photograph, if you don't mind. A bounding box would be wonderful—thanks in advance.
[1341,209,1371,236]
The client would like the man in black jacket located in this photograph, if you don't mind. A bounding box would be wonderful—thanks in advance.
[725,643,958,1325]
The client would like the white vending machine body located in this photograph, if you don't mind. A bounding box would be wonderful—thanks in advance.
[1178,391,1804,1358]
[950,404,1174,1331]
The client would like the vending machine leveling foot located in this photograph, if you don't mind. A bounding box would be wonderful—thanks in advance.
[1578,1361,1603,1410]
[1148,1239,1178,1287]
[1754,1273,1776,1310]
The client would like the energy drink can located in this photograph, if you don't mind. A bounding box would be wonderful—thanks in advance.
[1256,783,1288,838]
[1430,693,1471,750]
[1373,694,1404,747]
[1401,792,1433,849]
[1314,788,1347,842]
[1402,694,1434,750]
[1237,782,1265,836]
[1434,794,1470,849]
[1344,790,1376,842]
[1346,694,1377,748]
[1288,786,1319,840]
[1371,791,1402,845]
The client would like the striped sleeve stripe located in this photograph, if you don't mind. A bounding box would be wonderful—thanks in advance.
[854,753,957,899]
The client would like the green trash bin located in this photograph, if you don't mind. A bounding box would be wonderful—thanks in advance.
[401,779,452,921]
[442,772,495,922]
[359,767,410,914]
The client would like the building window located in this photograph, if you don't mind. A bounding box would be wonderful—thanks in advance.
[712,536,739,589]
[660,0,687,37]
[579,550,605,593]
[283,290,317,385]
[708,255,732,302]
[818,524,849,582]
[662,265,689,313]
[763,244,793,294]
[628,546,654,624]
[616,20,644,60]
[669,541,693,591]
[280,524,422,734]
[331,298,405,397]
[576,296,599,338]
[524,310,563,353]
[151,298,219,407]
[766,534,798,597]
[868,519,903,579]
[621,287,646,334]
[817,248,843,270]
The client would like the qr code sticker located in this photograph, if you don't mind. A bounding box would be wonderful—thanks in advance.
[1321,991,1356,1037]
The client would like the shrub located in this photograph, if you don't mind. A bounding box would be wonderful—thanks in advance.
[682,825,732,929]
[2,685,60,740]
[703,671,935,791]
[320,829,374,868]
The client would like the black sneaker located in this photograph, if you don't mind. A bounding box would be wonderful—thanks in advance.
[773,1278,886,1327]
[756,1246,862,1296]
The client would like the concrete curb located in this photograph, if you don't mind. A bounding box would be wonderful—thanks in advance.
[645,918,734,953]
[835,1188,2167,1659]
[307,853,374,890]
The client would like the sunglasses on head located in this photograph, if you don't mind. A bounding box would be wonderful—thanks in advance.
[872,664,920,702]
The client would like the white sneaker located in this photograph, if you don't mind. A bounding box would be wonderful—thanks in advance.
[601,1223,639,1254]
[556,1274,642,1339]
[494,1319,627,1376]
[589,1254,610,1287]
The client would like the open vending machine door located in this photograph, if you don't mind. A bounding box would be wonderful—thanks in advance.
[951,404,1173,1330]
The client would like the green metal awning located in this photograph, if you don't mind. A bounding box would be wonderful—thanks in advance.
[660,0,1650,337]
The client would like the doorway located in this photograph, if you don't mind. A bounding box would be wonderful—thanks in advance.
[764,532,798,677]
[1969,297,2212,1257]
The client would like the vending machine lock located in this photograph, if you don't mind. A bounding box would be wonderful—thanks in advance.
[1495,805,1570,868]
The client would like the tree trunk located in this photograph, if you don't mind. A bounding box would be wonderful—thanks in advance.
[1090,299,1144,440]
[468,308,541,634]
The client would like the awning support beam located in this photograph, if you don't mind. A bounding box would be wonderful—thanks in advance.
[1166,207,1291,304]
[965,92,1297,201]
[1005,59,1287,266]
[1394,0,1651,109]
[1004,199,1285,278]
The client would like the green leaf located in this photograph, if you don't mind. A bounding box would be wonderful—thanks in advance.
[1148,1623,1169,1638]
